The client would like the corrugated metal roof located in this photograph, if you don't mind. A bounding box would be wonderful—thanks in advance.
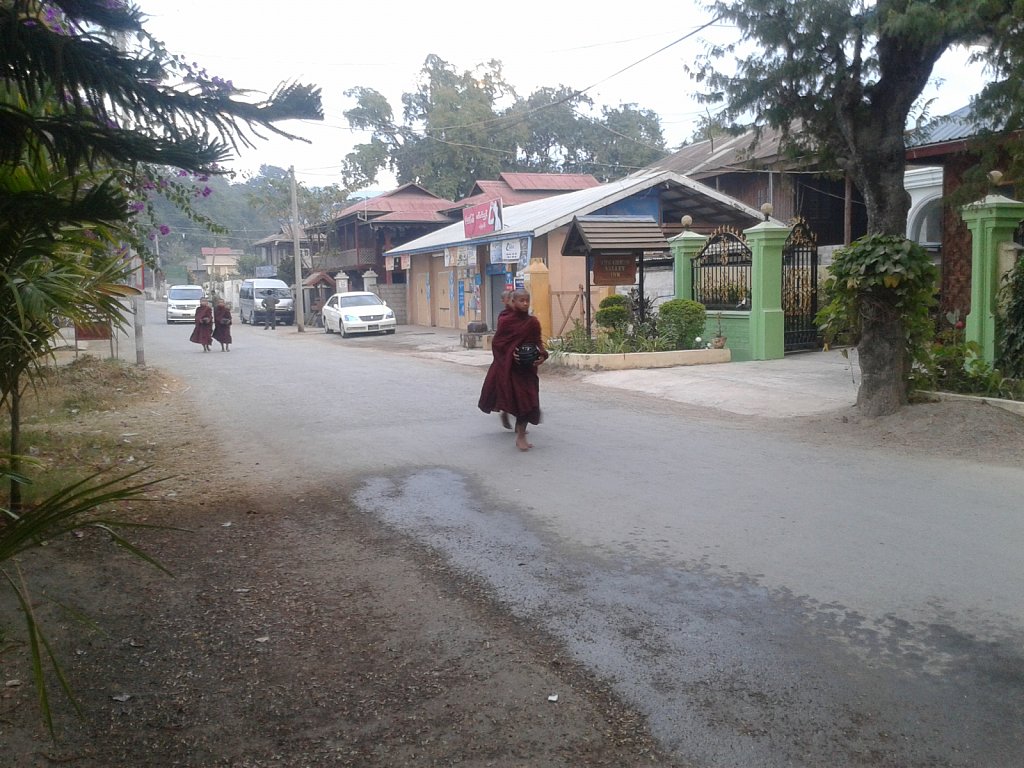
[562,216,669,256]
[252,224,307,246]
[906,106,978,148]
[453,180,541,208]
[386,170,772,257]
[302,270,334,287]
[332,183,454,220]
[648,126,790,177]
[371,210,454,224]
[499,172,601,191]
[451,174,601,210]
[201,246,244,255]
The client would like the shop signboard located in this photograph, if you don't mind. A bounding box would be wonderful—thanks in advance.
[489,237,531,265]
[592,253,636,286]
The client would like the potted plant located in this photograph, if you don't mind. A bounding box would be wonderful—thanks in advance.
[711,312,727,349]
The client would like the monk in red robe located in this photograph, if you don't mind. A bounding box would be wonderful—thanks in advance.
[190,297,214,351]
[494,290,514,430]
[478,289,548,451]
[212,298,232,351]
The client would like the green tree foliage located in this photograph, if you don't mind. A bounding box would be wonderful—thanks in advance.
[816,235,937,415]
[692,0,1023,414]
[589,104,667,180]
[243,164,349,229]
[512,86,593,174]
[342,56,667,199]
[142,166,348,284]
[998,253,1024,379]
[0,144,139,508]
[1,0,322,175]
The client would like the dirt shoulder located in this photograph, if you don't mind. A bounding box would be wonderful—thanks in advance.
[1,363,675,767]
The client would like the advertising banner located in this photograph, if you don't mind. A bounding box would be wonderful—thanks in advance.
[489,237,531,265]
[462,198,503,238]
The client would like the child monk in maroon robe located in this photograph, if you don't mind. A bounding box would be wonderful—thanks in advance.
[190,297,214,351]
[478,289,548,451]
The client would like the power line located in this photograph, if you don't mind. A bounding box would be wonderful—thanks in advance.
[421,19,719,137]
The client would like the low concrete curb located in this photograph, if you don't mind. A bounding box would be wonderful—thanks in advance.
[919,390,1024,418]
[550,348,731,371]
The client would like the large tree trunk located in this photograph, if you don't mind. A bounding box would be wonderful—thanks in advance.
[846,130,913,417]
[856,293,908,417]
[833,27,949,417]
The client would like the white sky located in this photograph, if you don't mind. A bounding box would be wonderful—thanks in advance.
[137,0,987,189]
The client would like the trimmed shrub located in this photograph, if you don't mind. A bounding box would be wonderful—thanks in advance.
[657,298,706,349]
[595,293,631,331]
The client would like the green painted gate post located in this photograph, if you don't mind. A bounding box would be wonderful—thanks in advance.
[670,228,707,300]
[961,194,1024,365]
[745,220,790,360]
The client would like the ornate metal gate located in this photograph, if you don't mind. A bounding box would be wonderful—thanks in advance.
[782,218,820,351]
[691,228,752,310]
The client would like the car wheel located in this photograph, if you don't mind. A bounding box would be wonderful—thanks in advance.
[340,325,349,338]
[240,311,246,325]
[324,320,332,333]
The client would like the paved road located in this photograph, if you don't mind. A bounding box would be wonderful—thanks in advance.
[140,311,1024,768]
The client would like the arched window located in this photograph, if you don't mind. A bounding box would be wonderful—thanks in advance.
[909,197,942,248]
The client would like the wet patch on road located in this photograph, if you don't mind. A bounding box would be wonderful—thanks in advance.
[353,468,1024,768]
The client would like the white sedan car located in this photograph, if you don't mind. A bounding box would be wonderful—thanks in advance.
[322,291,397,337]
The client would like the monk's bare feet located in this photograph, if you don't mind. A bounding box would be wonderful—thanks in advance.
[515,434,532,451]
[500,412,512,430]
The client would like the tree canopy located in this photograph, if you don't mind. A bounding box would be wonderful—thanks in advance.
[1,0,323,175]
[691,0,1024,415]
[342,55,667,200]
[692,0,1022,235]
[243,164,349,231]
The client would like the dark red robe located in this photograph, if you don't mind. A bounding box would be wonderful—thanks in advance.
[212,304,232,345]
[478,309,546,424]
[190,305,213,346]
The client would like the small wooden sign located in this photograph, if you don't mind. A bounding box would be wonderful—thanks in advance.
[75,321,112,341]
[592,254,636,286]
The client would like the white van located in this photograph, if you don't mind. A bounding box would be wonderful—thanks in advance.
[165,284,206,324]
[238,278,295,325]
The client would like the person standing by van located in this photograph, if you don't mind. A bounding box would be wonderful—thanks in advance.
[261,290,280,330]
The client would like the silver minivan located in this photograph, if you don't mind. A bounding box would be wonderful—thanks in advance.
[165,284,206,324]
[238,278,295,325]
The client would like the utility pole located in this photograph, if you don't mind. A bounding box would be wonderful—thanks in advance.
[133,291,145,366]
[291,166,306,332]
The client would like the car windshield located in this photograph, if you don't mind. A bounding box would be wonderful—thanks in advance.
[258,289,287,298]
[340,294,383,308]
[168,288,204,300]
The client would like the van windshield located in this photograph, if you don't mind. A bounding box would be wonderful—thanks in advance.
[257,288,289,299]
[168,288,204,300]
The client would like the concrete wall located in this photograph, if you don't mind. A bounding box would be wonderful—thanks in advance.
[376,283,408,325]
